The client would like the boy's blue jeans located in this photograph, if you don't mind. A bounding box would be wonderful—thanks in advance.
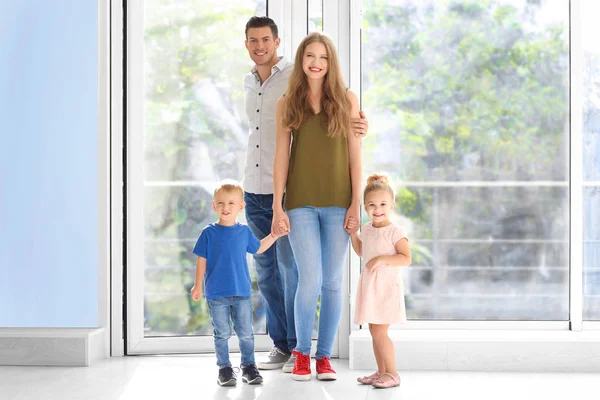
[244,192,298,353]
[286,206,349,360]
[207,296,255,368]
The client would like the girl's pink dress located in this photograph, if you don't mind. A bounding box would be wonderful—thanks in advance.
[354,222,408,325]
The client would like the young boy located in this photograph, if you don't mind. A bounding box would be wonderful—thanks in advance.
[191,180,285,386]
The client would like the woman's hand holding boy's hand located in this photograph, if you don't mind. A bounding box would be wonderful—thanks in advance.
[271,221,289,238]
[190,285,202,302]
[272,207,290,237]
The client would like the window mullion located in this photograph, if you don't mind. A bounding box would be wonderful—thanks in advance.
[570,0,584,332]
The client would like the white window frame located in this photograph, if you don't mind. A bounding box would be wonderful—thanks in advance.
[124,0,338,356]
[580,0,600,331]
[346,0,583,332]
[571,0,585,331]
[110,0,125,357]
[344,0,600,371]
[125,0,283,355]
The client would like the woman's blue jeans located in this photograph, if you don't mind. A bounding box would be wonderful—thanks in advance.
[286,206,349,360]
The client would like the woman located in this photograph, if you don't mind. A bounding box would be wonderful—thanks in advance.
[272,32,362,381]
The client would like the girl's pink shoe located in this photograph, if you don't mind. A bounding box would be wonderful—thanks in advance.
[357,371,382,385]
[372,373,400,389]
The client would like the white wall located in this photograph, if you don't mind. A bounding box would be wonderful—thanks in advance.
[0,2,98,328]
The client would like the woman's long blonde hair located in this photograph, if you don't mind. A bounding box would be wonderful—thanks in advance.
[282,32,350,138]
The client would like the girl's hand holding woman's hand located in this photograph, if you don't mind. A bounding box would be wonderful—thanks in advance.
[272,207,290,237]
[344,202,360,234]
[345,215,358,233]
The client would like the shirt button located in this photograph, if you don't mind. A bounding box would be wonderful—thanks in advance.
[256,127,259,130]
[256,109,259,112]
[256,164,259,167]
[256,145,259,148]
[258,93,262,96]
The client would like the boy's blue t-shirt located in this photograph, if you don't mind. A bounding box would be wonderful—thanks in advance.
[192,222,260,300]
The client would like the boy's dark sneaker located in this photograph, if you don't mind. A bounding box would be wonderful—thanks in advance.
[242,364,263,385]
[217,366,237,386]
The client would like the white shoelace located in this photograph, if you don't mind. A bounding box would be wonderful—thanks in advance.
[269,347,284,358]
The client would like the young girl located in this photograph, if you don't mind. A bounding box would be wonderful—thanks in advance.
[349,174,412,389]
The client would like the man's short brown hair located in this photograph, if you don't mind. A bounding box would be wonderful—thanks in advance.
[245,16,278,39]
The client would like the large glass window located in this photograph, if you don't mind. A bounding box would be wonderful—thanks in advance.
[583,0,600,321]
[142,0,267,337]
[362,0,570,320]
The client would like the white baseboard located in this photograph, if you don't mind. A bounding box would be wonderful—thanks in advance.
[0,328,107,366]
[349,329,600,372]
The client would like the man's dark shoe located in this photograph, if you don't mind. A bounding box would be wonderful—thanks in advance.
[242,364,264,385]
[217,366,237,386]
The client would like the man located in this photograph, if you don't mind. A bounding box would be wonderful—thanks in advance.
[242,16,368,372]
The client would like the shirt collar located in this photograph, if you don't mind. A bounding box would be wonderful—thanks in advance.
[251,56,288,75]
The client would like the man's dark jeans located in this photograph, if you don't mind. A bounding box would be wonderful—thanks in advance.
[244,192,297,353]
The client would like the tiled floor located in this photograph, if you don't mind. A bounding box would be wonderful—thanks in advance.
[1,353,598,400]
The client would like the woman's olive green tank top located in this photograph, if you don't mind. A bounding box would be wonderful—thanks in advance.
[284,113,351,211]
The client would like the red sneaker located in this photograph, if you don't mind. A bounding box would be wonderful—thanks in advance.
[316,357,337,380]
[291,351,311,381]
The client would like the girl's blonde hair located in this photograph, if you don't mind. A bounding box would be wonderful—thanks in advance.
[364,174,395,203]
[282,32,350,138]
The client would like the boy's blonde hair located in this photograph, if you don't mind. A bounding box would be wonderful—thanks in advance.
[213,180,244,198]
[364,174,395,202]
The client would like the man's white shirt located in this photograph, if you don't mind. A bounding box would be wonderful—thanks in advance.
[243,57,293,194]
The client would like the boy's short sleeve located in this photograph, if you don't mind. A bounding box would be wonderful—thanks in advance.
[392,224,408,245]
[192,229,209,258]
[246,226,261,254]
